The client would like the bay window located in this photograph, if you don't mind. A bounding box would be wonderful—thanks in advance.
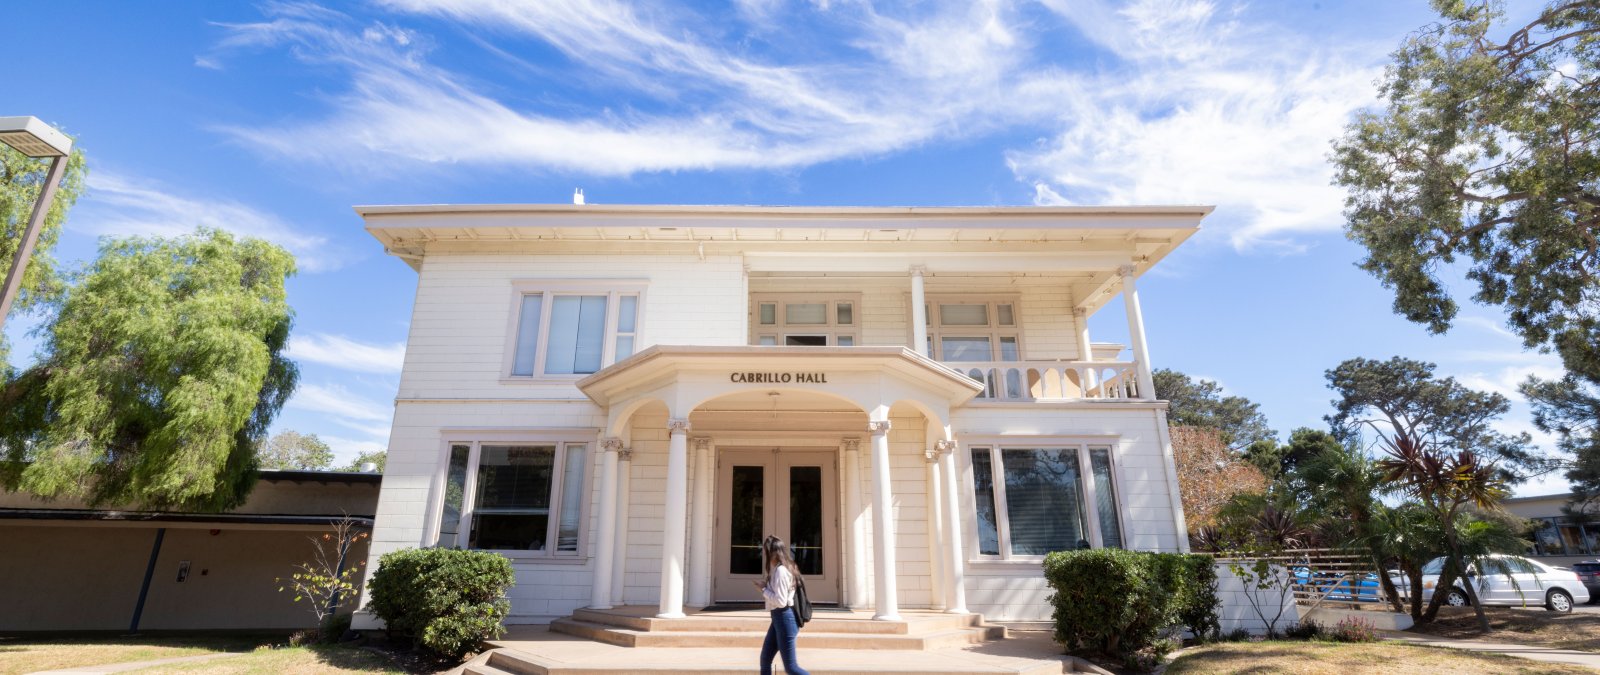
[434,438,590,556]
[969,442,1123,559]
[507,283,644,377]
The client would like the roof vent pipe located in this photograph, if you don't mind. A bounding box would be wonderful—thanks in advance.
[359,462,379,473]
[573,188,585,205]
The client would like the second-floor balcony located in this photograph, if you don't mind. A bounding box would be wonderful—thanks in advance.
[955,359,1143,401]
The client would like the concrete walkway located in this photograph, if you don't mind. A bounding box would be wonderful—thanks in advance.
[1382,630,1600,671]
[27,652,244,674]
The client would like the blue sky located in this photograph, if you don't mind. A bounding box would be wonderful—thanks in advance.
[2,0,1569,494]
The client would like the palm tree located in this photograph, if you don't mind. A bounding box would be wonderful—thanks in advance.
[1297,446,1409,613]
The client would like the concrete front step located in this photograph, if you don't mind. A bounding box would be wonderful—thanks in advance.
[568,607,985,635]
[550,618,1004,650]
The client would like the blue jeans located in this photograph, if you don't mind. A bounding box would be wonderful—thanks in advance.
[760,606,809,675]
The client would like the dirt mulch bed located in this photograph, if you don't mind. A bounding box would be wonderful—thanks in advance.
[1164,639,1593,674]
[1406,605,1600,652]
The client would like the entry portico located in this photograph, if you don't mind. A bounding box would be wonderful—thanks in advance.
[577,346,982,620]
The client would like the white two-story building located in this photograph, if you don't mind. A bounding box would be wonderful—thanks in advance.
[352,204,1205,628]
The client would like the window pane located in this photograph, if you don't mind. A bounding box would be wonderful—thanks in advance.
[785,303,827,324]
[836,302,854,325]
[617,295,638,333]
[759,335,777,346]
[790,466,823,575]
[1000,448,1087,555]
[438,444,471,547]
[970,448,1000,555]
[546,295,608,375]
[511,294,543,376]
[1089,448,1122,549]
[557,444,586,552]
[759,303,776,325]
[999,336,1019,361]
[940,304,988,326]
[837,335,854,346]
[786,335,827,346]
[470,445,555,551]
[942,337,993,362]
[730,465,765,574]
[614,335,635,361]
[997,304,1015,326]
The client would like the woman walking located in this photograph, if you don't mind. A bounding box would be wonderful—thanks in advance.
[755,535,811,675]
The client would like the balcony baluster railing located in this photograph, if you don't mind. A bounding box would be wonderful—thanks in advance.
[947,360,1141,401]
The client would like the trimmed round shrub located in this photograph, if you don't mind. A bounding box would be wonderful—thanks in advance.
[366,548,515,658]
[1043,549,1219,660]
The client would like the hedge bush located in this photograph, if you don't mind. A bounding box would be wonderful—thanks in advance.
[1043,549,1219,661]
[366,548,515,658]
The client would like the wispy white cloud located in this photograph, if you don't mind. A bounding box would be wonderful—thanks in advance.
[77,170,340,272]
[321,434,389,465]
[289,333,406,374]
[287,382,394,438]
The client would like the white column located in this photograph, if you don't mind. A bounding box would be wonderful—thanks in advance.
[590,438,623,609]
[843,438,870,610]
[1073,307,1093,361]
[1120,265,1157,400]
[687,437,714,608]
[924,446,947,611]
[936,440,968,613]
[910,266,929,357]
[611,447,633,606]
[868,419,900,620]
[659,418,691,618]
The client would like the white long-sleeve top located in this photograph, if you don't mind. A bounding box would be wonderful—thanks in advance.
[762,565,796,610]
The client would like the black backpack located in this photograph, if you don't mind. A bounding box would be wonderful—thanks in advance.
[793,574,813,629]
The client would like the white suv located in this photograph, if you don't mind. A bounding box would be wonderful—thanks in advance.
[1393,554,1590,612]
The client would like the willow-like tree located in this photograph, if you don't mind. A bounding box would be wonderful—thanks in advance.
[1,143,87,365]
[1331,0,1600,381]
[258,430,334,471]
[0,229,298,511]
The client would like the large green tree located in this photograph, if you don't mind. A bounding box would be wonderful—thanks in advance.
[257,430,334,471]
[0,229,298,510]
[1,144,87,365]
[1331,0,1600,381]
[1523,374,1600,505]
[1152,368,1275,449]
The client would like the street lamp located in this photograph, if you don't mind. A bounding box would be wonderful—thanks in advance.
[0,116,73,333]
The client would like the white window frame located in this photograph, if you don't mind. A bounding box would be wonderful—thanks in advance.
[502,280,648,380]
[962,436,1126,563]
[749,293,863,346]
[918,294,1024,362]
[426,429,597,561]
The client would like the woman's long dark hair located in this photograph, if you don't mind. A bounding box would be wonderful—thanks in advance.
[761,535,801,587]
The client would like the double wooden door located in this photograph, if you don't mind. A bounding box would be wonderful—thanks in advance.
[713,449,839,604]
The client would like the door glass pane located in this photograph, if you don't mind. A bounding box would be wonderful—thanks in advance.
[997,304,1015,326]
[759,302,776,325]
[942,337,993,362]
[730,466,765,575]
[556,443,586,552]
[999,336,1019,361]
[789,466,823,575]
[438,444,471,546]
[940,304,988,326]
[836,302,854,325]
[970,448,1000,555]
[786,303,827,324]
[511,294,543,376]
[1000,448,1086,555]
[617,295,638,333]
[546,295,608,374]
[470,445,556,551]
[786,335,827,346]
[1089,448,1122,549]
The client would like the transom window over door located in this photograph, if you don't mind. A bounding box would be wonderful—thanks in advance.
[923,297,1021,362]
[507,282,644,377]
[969,443,1123,559]
[435,438,590,556]
[750,293,862,346]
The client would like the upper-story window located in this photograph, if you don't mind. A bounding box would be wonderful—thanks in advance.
[969,442,1123,560]
[925,297,1021,362]
[750,293,862,346]
[507,282,644,377]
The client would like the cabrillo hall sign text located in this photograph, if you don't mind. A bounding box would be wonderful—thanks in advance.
[730,372,829,384]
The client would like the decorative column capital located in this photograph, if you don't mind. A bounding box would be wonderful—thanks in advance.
[925,439,957,462]
[1118,263,1137,278]
[601,437,624,453]
[667,418,692,434]
[910,264,927,277]
[1072,307,1087,318]
[841,438,862,453]
[617,447,634,462]
[867,420,891,436]
[692,437,712,451]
